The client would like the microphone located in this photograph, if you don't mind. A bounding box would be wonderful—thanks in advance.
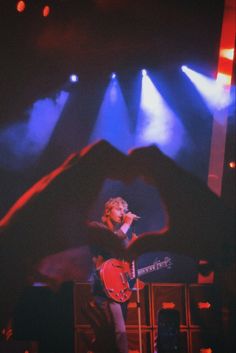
[133,214,141,220]
[124,211,141,221]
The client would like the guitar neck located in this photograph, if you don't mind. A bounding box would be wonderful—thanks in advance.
[137,258,171,277]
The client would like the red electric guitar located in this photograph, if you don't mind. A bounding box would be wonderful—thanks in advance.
[99,257,172,303]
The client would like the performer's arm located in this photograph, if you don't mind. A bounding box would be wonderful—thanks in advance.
[115,212,138,242]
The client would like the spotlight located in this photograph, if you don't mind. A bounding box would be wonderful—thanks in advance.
[42,5,51,18]
[229,161,236,169]
[141,69,147,77]
[16,1,26,13]
[111,72,117,79]
[69,74,79,83]
[181,65,188,72]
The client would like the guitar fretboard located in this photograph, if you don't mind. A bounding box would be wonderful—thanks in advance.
[137,257,171,277]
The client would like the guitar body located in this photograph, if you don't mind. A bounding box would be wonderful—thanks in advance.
[99,256,171,302]
[99,259,132,303]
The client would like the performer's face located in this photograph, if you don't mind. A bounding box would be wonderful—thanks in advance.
[108,203,126,224]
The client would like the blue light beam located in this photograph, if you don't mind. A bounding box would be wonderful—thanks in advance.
[26,91,69,153]
[181,66,233,117]
[135,73,186,158]
[0,90,69,170]
[89,77,133,153]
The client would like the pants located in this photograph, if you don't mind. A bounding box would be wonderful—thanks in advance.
[95,296,128,353]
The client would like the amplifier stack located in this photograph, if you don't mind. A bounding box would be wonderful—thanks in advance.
[74,282,222,353]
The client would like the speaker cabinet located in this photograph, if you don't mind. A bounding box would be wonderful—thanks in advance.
[12,283,74,353]
[74,282,225,353]
[74,282,94,326]
[156,309,180,352]
[153,329,189,353]
[188,284,221,330]
[75,328,95,353]
[126,284,151,327]
[0,341,38,353]
[75,328,153,353]
[74,282,151,328]
[190,329,223,353]
[178,330,189,353]
[127,328,153,353]
[151,284,187,327]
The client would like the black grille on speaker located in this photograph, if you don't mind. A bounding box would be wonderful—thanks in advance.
[156,309,180,353]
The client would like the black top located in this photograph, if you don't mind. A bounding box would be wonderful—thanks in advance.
[87,221,131,298]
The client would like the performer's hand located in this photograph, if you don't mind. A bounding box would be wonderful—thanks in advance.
[123,212,140,226]
[120,212,140,234]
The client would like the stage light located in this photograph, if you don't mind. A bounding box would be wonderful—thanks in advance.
[69,74,79,83]
[229,161,236,168]
[16,1,26,13]
[135,72,185,157]
[141,69,147,76]
[197,301,211,309]
[220,48,234,61]
[42,5,51,17]
[111,72,116,79]
[89,78,132,153]
[181,65,231,112]
[161,302,176,309]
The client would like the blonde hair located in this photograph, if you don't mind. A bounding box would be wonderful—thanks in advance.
[101,197,128,223]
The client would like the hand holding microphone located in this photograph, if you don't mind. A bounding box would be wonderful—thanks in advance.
[123,211,140,225]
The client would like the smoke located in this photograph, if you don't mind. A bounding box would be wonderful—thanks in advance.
[0,91,69,171]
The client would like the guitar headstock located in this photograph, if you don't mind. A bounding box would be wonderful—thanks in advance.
[163,256,172,269]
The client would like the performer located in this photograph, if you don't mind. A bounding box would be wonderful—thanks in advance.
[89,197,139,353]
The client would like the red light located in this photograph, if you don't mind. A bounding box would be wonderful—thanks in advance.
[42,5,50,17]
[197,301,211,309]
[229,161,236,168]
[200,349,212,353]
[162,302,176,309]
[16,1,26,13]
